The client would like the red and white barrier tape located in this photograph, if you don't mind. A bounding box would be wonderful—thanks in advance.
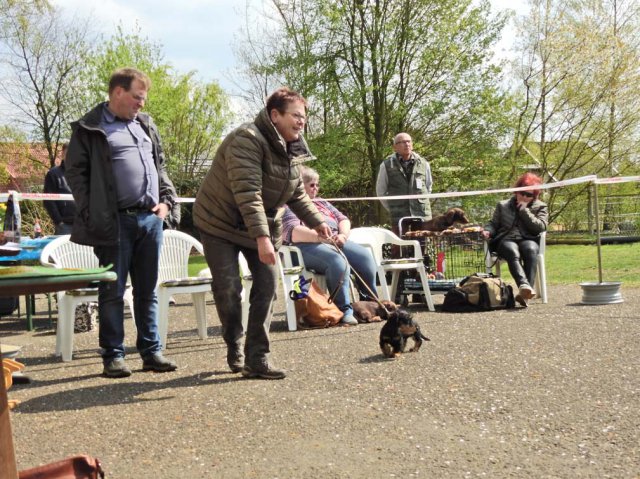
[2,174,638,204]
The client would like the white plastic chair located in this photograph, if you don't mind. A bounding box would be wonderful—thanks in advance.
[278,245,362,331]
[39,235,135,362]
[349,227,435,312]
[277,245,330,332]
[157,230,213,349]
[484,231,548,303]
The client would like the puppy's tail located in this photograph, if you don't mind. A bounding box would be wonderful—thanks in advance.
[420,333,430,341]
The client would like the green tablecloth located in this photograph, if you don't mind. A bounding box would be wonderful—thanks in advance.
[0,265,116,297]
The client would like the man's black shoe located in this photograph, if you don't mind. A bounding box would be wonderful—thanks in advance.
[142,353,177,372]
[103,358,132,378]
[227,348,244,373]
[241,364,286,380]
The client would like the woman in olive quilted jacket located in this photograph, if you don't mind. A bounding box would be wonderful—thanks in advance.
[194,88,331,380]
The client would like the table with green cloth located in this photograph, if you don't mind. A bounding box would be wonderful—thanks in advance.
[0,237,58,330]
[0,264,116,478]
[0,265,116,297]
[0,265,116,329]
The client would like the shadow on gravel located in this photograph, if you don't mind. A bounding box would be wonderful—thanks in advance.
[16,371,242,413]
[359,354,392,364]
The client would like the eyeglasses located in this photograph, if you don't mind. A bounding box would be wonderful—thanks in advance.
[285,111,307,122]
[307,183,319,188]
[395,140,412,145]
[518,191,534,198]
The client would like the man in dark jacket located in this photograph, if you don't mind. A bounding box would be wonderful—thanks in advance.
[66,67,178,378]
[43,143,76,235]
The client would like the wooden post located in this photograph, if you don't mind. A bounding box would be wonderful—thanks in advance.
[0,344,19,479]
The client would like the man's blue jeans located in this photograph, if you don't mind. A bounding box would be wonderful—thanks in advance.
[200,233,277,369]
[294,241,378,316]
[94,211,164,363]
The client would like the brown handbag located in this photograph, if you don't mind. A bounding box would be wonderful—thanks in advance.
[18,455,104,479]
[294,279,343,329]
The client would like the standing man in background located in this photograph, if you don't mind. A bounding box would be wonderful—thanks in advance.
[43,143,76,236]
[376,132,433,234]
[66,67,178,378]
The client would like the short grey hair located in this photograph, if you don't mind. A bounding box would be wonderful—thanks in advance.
[300,165,319,184]
[393,132,412,145]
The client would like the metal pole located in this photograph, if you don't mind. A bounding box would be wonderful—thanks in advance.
[593,182,603,283]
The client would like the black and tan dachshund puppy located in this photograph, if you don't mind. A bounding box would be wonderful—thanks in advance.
[379,308,430,358]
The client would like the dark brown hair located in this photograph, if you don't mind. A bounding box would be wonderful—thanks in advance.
[108,67,151,94]
[266,87,307,115]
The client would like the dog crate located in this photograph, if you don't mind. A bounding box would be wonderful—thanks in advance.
[399,217,487,295]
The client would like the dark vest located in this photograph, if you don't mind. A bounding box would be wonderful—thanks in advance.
[382,154,432,221]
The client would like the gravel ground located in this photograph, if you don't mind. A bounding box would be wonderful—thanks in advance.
[2,285,639,479]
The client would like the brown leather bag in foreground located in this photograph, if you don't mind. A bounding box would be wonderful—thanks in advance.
[18,455,104,479]
[294,279,343,329]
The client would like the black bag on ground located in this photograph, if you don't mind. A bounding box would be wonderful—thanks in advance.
[0,296,19,317]
[442,273,516,312]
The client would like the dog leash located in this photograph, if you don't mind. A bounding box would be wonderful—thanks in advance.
[326,236,391,316]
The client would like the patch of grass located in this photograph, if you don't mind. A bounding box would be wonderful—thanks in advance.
[546,242,640,286]
[188,242,640,286]
[498,242,640,287]
[188,255,207,277]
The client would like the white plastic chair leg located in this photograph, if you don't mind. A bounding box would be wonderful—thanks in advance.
[192,291,208,339]
[55,291,66,357]
[56,291,65,356]
[416,265,436,312]
[241,286,249,331]
[389,271,401,300]
[281,274,298,331]
[157,287,171,350]
[59,296,77,362]
[536,254,548,303]
[376,267,391,301]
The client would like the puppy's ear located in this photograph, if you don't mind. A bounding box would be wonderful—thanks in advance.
[382,300,398,311]
[397,308,414,321]
[456,208,470,223]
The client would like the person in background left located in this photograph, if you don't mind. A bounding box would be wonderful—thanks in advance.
[66,67,178,378]
[43,143,77,236]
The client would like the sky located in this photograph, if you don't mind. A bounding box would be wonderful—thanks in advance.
[49,0,529,96]
[0,0,529,125]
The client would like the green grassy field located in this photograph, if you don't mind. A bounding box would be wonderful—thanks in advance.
[188,242,640,286]
[545,242,640,286]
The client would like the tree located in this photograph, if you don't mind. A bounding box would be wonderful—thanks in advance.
[511,0,640,226]
[0,0,90,167]
[237,0,511,224]
[82,26,232,198]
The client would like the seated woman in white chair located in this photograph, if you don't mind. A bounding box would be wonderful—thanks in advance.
[282,166,378,325]
[482,172,548,307]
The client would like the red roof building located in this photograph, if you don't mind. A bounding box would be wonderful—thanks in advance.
[0,143,59,192]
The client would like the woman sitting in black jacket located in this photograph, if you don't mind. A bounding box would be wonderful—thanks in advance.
[482,173,548,307]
